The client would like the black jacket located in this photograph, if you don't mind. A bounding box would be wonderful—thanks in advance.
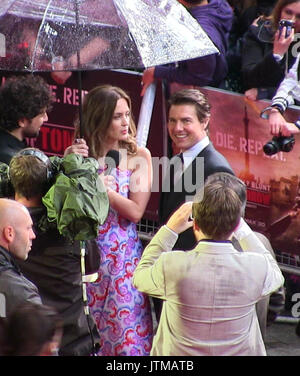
[17,207,100,356]
[0,246,42,317]
[0,129,27,165]
[159,142,234,250]
[241,19,297,96]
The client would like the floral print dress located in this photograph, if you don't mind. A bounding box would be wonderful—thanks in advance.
[87,167,153,356]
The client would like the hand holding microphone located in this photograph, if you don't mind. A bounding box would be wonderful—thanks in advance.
[102,150,122,192]
[104,150,121,176]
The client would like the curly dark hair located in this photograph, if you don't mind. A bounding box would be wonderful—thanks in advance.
[0,74,53,131]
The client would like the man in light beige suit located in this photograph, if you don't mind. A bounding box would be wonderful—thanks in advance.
[133,173,284,356]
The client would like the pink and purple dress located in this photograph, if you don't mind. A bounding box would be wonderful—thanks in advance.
[87,167,153,356]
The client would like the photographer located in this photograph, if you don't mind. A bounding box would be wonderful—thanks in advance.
[7,148,101,356]
[133,173,284,356]
[241,0,300,101]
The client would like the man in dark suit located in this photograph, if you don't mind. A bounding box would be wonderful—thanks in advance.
[159,88,234,251]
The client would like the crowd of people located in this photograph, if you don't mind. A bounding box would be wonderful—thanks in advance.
[1,0,300,356]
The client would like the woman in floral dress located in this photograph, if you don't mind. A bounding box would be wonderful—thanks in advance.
[74,85,153,356]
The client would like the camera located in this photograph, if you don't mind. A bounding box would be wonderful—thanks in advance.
[279,19,295,37]
[263,135,295,155]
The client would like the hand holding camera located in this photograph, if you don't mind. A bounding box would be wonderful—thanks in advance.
[269,109,300,137]
[268,108,287,135]
[263,110,300,156]
[273,19,295,57]
[278,19,295,38]
[166,202,193,235]
[263,134,295,155]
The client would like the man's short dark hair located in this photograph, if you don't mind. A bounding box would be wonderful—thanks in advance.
[206,172,247,216]
[192,175,243,240]
[9,148,50,199]
[0,75,53,131]
[168,88,211,123]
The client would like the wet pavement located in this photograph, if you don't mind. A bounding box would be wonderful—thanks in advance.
[265,315,300,356]
[265,271,300,356]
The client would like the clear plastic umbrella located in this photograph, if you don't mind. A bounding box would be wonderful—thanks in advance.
[0,0,218,72]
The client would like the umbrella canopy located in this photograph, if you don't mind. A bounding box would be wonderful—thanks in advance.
[0,0,218,72]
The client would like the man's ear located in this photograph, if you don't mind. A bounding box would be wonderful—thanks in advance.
[3,226,14,243]
[203,116,210,132]
[193,221,199,232]
[18,118,28,129]
[193,220,207,241]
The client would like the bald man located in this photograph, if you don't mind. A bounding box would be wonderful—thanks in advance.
[0,198,42,318]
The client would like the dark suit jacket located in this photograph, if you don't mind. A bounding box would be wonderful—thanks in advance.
[17,207,100,356]
[0,129,27,165]
[159,142,234,250]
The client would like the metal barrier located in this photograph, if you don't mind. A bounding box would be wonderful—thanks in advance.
[276,253,300,276]
[138,219,300,277]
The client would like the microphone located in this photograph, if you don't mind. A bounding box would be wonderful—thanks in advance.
[104,150,121,175]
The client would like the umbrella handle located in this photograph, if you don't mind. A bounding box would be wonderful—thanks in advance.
[77,71,83,138]
[80,241,89,314]
[73,0,83,138]
[136,82,157,148]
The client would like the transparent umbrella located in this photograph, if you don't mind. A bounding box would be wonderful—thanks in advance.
[0,0,218,72]
[0,0,218,138]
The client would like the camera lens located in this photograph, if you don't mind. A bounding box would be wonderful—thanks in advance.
[263,135,295,155]
[263,139,279,155]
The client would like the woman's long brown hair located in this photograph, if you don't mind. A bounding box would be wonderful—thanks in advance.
[74,85,137,159]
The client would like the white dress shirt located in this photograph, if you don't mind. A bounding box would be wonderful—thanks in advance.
[133,220,284,356]
[181,136,210,170]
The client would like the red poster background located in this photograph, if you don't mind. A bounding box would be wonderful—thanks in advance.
[202,87,300,259]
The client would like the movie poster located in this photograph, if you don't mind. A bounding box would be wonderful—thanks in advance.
[202,87,300,259]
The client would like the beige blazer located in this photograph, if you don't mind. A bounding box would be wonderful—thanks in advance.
[133,223,284,356]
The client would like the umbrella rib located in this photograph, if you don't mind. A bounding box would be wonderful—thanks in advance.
[31,0,53,71]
